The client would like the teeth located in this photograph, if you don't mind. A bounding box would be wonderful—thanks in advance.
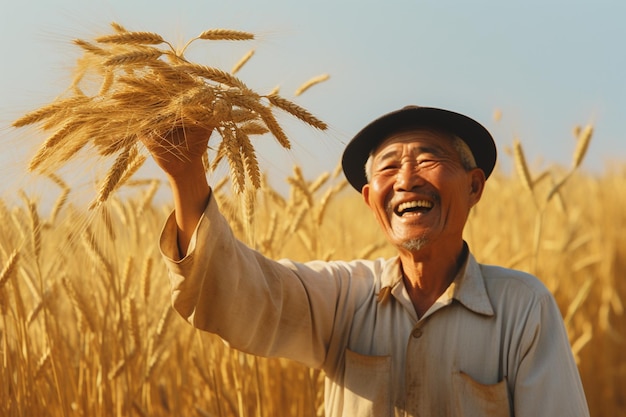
[397,200,433,213]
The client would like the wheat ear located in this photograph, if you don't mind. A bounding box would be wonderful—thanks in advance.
[220,128,246,194]
[295,73,330,96]
[572,124,593,169]
[512,138,534,193]
[266,93,327,130]
[92,146,134,207]
[231,49,255,74]
[0,250,19,289]
[12,96,90,128]
[95,31,166,45]
[238,131,261,189]
[103,48,164,66]
[197,29,255,41]
[72,39,109,56]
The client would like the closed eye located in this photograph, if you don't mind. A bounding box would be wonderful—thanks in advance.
[417,158,437,167]
[373,160,400,173]
[381,164,399,171]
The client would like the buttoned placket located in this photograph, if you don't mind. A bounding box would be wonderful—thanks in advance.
[402,294,456,416]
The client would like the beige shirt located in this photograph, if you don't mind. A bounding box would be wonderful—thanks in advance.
[160,196,590,417]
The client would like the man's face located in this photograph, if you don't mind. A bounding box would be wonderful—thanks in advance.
[361,129,485,254]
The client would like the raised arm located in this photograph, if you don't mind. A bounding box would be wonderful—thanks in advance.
[142,126,212,258]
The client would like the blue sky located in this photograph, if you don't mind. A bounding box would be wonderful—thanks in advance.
[1,0,624,201]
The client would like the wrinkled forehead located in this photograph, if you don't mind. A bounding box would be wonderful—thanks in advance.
[372,126,456,157]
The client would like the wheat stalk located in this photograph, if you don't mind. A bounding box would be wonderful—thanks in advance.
[0,250,19,290]
[81,226,114,281]
[183,63,253,92]
[239,132,261,189]
[27,299,44,326]
[61,276,97,332]
[136,180,160,216]
[34,347,51,380]
[119,255,133,297]
[260,212,278,255]
[125,297,142,352]
[28,119,87,172]
[95,31,166,46]
[147,306,172,367]
[197,29,254,41]
[231,49,255,74]
[73,39,109,56]
[220,128,246,194]
[243,187,257,245]
[19,192,41,259]
[315,180,347,226]
[266,93,328,130]
[108,357,128,381]
[12,96,90,128]
[261,176,286,210]
[103,48,164,66]
[13,22,327,204]
[287,166,314,208]
[110,21,128,33]
[252,104,291,148]
[92,145,134,208]
[239,120,269,136]
[309,172,330,194]
[295,73,329,96]
[546,123,594,203]
[512,138,534,193]
[572,124,593,169]
[140,257,153,302]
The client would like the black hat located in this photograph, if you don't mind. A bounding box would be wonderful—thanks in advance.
[341,106,497,192]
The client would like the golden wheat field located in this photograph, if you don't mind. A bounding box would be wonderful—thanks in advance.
[0,150,625,416]
[1,21,624,417]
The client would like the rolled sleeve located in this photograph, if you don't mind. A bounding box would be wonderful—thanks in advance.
[158,196,373,369]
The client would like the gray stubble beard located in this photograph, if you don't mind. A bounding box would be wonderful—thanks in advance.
[401,236,429,252]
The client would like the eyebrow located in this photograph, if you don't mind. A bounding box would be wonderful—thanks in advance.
[374,144,445,164]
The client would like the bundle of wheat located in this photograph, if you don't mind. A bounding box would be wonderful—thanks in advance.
[12,22,328,206]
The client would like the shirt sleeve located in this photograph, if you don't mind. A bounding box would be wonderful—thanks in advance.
[159,195,374,369]
[513,291,590,417]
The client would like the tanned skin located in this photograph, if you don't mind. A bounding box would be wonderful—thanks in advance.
[142,126,213,258]
[361,129,485,317]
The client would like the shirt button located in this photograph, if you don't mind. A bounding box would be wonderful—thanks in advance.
[411,328,423,338]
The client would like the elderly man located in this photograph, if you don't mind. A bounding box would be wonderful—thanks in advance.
[150,106,590,416]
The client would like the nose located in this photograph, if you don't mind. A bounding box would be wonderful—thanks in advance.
[394,161,424,191]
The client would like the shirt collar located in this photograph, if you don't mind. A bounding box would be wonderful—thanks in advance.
[378,243,494,317]
[444,249,494,316]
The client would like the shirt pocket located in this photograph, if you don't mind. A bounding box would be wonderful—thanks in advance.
[452,371,511,417]
[342,348,392,417]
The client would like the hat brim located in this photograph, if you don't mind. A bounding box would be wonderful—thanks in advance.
[341,106,497,192]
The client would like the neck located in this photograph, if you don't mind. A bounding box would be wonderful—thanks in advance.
[399,240,467,318]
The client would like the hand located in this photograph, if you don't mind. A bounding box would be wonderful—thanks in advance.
[141,124,213,180]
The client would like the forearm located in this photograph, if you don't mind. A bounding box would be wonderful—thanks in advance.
[140,125,213,257]
[166,161,211,259]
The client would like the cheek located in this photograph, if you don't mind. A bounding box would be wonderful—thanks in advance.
[369,174,394,193]
[445,183,474,215]
[364,179,393,216]
[370,180,392,208]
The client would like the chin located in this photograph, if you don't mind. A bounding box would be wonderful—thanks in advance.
[400,237,429,252]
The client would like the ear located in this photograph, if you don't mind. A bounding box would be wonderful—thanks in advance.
[468,168,486,207]
[362,183,372,208]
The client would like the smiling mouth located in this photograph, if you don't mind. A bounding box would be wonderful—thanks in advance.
[395,200,434,216]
